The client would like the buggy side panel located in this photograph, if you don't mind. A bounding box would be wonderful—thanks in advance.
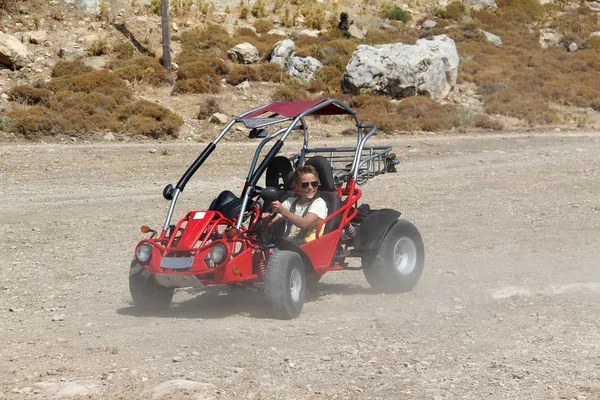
[300,231,342,273]
[354,209,401,251]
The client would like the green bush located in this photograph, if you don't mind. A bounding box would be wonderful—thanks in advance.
[383,6,411,23]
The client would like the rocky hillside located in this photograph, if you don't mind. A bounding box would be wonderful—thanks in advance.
[0,0,599,141]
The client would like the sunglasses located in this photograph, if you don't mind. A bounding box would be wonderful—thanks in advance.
[301,181,319,189]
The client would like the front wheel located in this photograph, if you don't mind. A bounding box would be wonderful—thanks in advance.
[362,219,424,293]
[264,251,306,319]
[129,261,174,311]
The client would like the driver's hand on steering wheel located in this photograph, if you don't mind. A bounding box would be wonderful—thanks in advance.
[271,200,284,214]
[261,212,274,227]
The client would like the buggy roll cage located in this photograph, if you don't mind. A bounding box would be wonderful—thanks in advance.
[160,98,388,235]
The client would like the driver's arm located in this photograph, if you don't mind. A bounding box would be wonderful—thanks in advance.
[271,201,321,231]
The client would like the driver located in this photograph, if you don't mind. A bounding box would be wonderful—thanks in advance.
[263,165,328,244]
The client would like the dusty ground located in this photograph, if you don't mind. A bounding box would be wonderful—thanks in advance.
[1,132,599,399]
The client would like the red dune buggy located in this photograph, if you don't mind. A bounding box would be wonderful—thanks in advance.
[130,98,424,319]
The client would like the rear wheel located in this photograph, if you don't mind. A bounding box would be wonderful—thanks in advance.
[264,251,306,319]
[362,220,424,293]
[129,261,174,311]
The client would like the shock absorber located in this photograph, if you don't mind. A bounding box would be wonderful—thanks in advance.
[253,245,267,279]
[344,223,356,239]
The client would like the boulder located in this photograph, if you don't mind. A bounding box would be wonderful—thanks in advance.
[270,39,295,69]
[288,55,323,82]
[298,29,320,38]
[227,42,260,64]
[568,42,578,52]
[210,113,229,124]
[463,0,497,10]
[482,31,502,47]
[58,47,85,60]
[348,25,365,40]
[0,33,29,68]
[342,34,459,100]
[539,28,561,49]
[25,30,48,44]
[422,20,437,29]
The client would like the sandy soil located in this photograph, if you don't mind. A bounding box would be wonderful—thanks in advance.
[1,132,599,399]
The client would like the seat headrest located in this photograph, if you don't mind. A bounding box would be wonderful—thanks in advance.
[266,156,295,190]
[305,156,335,192]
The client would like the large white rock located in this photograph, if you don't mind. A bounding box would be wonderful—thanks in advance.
[270,39,295,69]
[227,42,260,64]
[288,55,323,82]
[342,34,459,100]
[463,0,497,10]
[0,33,29,68]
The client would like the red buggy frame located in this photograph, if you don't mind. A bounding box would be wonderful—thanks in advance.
[130,98,424,319]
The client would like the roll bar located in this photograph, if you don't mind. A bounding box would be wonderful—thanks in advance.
[160,98,378,233]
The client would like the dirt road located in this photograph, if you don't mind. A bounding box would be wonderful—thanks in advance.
[1,132,599,399]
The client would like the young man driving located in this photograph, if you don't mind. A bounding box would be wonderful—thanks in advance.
[265,165,328,243]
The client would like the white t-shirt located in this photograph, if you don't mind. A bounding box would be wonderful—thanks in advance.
[281,196,328,241]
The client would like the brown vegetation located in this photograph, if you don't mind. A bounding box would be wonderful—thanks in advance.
[197,97,222,120]
[6,63,183,139]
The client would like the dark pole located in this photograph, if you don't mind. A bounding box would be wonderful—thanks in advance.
[161,0,171,70]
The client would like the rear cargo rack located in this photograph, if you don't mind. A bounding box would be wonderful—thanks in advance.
[291,145,397,186]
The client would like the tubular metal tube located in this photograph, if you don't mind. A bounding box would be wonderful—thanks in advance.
[162,188,181,232]
[351,124,377,179]
[235,186,253,229]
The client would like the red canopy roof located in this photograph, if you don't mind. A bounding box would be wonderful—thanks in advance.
[245,99,352,119]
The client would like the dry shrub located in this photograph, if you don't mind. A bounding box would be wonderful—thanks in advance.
[180,25,230,56]
[226,64,260,85]
[256,63,289,82]
[484,90,559,124]
[174,60,221,94]
[7,107,67,139]
[118,100,183,138]
[113,42,136,60]
[350,94,401,132]
[440,1,466,21]
[348,94,458,132]
[51,60,94,78]
[197,97,222,119]
[495,0,545,22]
[110,56,172,86]
[320,39,358,70]
[8,86,54,106]
[309,65,342,92]
[272,81,310,101]
[303,3,326,30]
[234,27,257,38]
[86,38,110,56]
[54,91,118,115]
[253,19,273,34]
[396,96,457,131]
[473,114,504,130]
[70,70,131,95]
